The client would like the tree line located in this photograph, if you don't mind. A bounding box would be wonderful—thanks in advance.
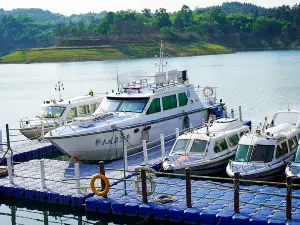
[1,2,300,56]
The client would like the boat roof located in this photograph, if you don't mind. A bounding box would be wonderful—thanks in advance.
[106,83,194,99]
[178,118,247,141]
[41,95,101,107]
[239,122,299,145]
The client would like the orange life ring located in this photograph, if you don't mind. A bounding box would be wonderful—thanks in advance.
[90,174,110,196]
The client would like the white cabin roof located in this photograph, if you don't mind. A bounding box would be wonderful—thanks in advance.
[41,95,101,107]
[178,118,247,141]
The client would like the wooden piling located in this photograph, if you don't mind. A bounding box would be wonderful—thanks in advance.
[286,176,292,220]
[99,161,107,198]
[186,168,192,208]
[141,169,148,203]
[234,172,240,213]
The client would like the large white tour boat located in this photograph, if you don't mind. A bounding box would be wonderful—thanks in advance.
[45,41,226,161]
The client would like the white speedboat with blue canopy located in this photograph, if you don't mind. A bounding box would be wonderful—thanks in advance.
[162,116,251,175]
[227,111,300,181]
[45,41,226,161]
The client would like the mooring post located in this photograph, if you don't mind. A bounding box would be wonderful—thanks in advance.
[40,159,46,189]
[0,129,3,152]
[43,211,49,225]
[7,156,13,185]
[99,161,107,198]
[189,123,193,129]
[141,169,148,203]
[186,168,192,208]
[239,106,243,122]
[286,176,292,220]
[142,140,148,165]
[41,121,45,140]
[160,134,165,159]
[223,105,228,118]
[74,163,81,194]
[175,128,180,139]
[231,109,235,119]
[234,172,240,213]
[6,124,13,171]
[202,119,205,126]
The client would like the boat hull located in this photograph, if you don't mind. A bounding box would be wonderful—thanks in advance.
[20,126,55,140]
[47,109,210,161]
[164,155,234,176]
[227,154,295,181]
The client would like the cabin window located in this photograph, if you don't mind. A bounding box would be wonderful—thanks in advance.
[190,139,208,153]
[67,107,78,120]
[214,139,228,153]
[99,97,149,113]
[162,95,177,111]
[78,105,90,116]
[250,145,274,163]
[90,103,98,113]
[295,145,300,163]
[178,92,188,107]
[146,98,161,115]
[228,134,239,147]
[38,106,66,118]
[235,145,253,162]
[172,139,189,154]
[276,141,288,158]
[288,136,298,151]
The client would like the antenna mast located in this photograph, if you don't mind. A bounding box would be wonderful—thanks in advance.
[55,80,64,101]
[155,40,167,72]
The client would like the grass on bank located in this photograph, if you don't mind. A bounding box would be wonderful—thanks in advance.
[0,42,232,63]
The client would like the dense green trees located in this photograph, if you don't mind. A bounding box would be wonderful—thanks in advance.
[1,2,300,56]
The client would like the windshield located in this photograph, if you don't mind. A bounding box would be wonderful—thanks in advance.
[250,145,275,163]
[295,145,300,163]
[171,139,190,154]
[235,145,253,162]
[190,139,208,153]
[38,106,65,118]
[98,97,149,113]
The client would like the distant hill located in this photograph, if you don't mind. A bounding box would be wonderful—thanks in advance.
[0,8,107,23]
[196,2,269,16]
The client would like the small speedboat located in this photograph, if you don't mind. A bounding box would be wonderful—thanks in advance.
[227,111,300,181]
[285,141,300,179]
[19,90,102,140]
[162,116,251,175]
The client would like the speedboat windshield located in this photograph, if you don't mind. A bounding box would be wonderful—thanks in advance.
[171,139,190,154]
[97,97,149,113]
[235,145,253,162]
[234,144,275,163]
[295,145,300,163]
[38,106,65,118]
[190,139,208,153]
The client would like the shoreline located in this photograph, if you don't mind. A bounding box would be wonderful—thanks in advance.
[0,46,298,65]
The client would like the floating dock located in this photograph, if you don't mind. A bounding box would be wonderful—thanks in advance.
[1,140,300,224]
[0,140,58,166]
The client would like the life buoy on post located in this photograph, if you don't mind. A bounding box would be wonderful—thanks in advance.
[90,174,110,196]
[134,166,156,196]
[202,87,214,98]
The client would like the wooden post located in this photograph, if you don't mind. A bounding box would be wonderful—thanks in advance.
[186,168,192,208]
[234,172,240,213]
[286,176,292,220]
[141,169,148,203]
[99,161,107,198]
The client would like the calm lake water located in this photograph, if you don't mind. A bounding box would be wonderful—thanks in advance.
[0,50,300,224]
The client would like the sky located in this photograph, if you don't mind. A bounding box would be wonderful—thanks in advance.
[1,0,299,15]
